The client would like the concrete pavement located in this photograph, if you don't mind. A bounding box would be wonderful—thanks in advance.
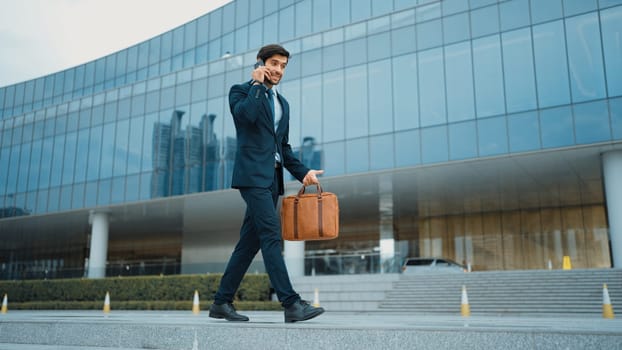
[1,310,621,349]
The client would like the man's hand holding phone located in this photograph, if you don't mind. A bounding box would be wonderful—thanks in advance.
[252,60,271,85]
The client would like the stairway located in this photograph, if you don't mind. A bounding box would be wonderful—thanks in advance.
[291,273,400,311]
[378,269,622,316]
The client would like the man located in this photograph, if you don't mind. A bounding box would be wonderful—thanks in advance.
[209,44,325,323]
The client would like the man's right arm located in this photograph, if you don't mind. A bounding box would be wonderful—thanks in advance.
[229,83,267,125]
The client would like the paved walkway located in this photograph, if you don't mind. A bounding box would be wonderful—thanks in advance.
[1,310,621,349]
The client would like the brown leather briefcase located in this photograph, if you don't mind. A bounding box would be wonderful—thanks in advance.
[281,185,339,241]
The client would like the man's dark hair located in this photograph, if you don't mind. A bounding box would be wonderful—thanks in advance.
[257,44,290,62]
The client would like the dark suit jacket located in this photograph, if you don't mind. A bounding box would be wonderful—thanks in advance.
[229,80,309,195]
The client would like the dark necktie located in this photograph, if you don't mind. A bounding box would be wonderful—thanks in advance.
[267,89,275,125]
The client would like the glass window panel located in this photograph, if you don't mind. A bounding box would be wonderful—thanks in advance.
[295,0,312,38]
[176,82,191,107]
[301,49,322,77]
[445,41,475,122]
[100,123,115,179]
[59,185,72,211]
[345,65,368,138]
[443,13,469,45]
[142,113,158,172]
[533,20,571,107]
[6,146,20,193]
[470,0,496,7]
[53,73,64,97]
[114,119,129,176]
[392,53,419,131]
[104,101,117,124]
[477,116,508,156]
[263,13,278,46]
[322,142,345,176]
[28,140,42,191]
[301,75,323,143]
[611,97,622,140]
[97,179,111,205]
[87,126,103,180]
[419,48,446,126]
[471,5,499,38]
[39,138,53,188]
[417,19,442,50]
[117,98,131,120]
[421,126,448,164]
[395,0,416,11]
[564,0,597,16]
[502,28,537,113]
[313,0,331,32]
[111,176,125,204]
[47,187,60,212]
[345,38,367,67]
[0,148,9,194]
[574,100,611,144]
[85,181,97,207]
[540,106,574,148]
[391,25,416,56]
[395,129,420,167]
[369,59,393,135]
[531,0,562,24]
[508,111,540,152]
[370,134,394,170]
[248,19,262,50]
[131,94,146,117]
[473,35,505,117]
[62,131,77,185]
[332,0,350,27]
[599,0,622,8]
[282,80,304,147]
[71,182,84,209]
[500,0,530,31]
[599,7,622,97]
[351,0,371,22]
[63,69,74,94]
[17,143,30,193]
[75,129,89,183]
[566,13,606,103]
[368,32,391,62]
[449,121,477,160]
[50,134,65,187]
[208,73,225,99]
[372,0,393,16]
[322,43,345,72]
[125,174,140,202]
[323,71,345,142]
[346,138,369,173]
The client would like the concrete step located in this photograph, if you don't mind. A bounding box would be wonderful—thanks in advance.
[378,269,622,315]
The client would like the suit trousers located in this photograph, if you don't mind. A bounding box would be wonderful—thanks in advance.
[214,167,300,307]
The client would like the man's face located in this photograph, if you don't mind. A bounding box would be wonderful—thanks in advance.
[264,54,288,85]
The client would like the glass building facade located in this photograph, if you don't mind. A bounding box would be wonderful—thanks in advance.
[1,0,621,279]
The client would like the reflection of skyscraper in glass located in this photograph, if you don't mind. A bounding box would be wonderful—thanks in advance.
[291,136,323,181]
[202,113,219,192]
[150,110,237,198]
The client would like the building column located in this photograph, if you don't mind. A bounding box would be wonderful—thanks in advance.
[603,151,622,268]
[284,241,305,277]
[88,211,109,278]
[379,177,395,273]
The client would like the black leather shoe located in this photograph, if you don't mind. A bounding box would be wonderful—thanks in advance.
[284,300,325,323]
[209,303,249,321]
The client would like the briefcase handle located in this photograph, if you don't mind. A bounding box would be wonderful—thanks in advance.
[297,184,324,198]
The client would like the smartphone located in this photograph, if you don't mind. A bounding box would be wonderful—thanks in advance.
[254,59,264,69]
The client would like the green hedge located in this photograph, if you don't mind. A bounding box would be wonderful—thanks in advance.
[0,274,278,310]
